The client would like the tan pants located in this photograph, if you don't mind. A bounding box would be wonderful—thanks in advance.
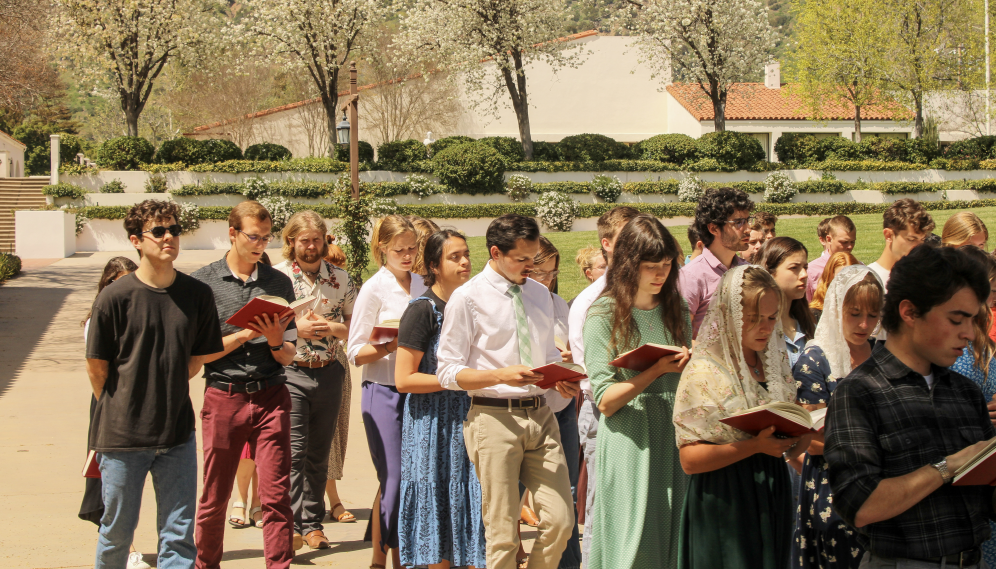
[463,402,574,569]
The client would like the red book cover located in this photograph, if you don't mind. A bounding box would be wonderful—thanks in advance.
[369,326,399,344]
[226,296,294,330]
[532,363,587,390]
[82,450,100,478]
[720,410,816,438]
[953,440,996,486]
[609,343,684,372]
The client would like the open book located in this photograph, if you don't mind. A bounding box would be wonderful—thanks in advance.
[720,402,826,438]
[609,343,685,372]
[532,362,587,390]
[226,295,314,329]
[953,437,996,486]
[369,319,401,344]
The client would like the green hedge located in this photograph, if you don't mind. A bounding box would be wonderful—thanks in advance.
[0,252,21,283]
[42,182,88,200]
[76,198,996,223]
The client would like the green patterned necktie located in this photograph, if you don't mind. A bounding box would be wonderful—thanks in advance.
[509,285,533,368]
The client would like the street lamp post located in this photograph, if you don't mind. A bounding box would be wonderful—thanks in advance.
[336,62,361,201]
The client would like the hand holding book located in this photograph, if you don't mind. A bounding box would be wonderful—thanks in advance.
[610,343,691,374]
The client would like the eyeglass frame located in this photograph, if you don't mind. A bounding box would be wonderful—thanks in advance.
[531,269,560,280]
[238,229,275,245]
[141,224,183,239]
[725,215,756,230]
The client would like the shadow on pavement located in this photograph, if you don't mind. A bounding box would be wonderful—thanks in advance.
[0,286,72,399]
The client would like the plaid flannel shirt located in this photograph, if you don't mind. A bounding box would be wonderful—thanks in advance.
[825,343,996,559]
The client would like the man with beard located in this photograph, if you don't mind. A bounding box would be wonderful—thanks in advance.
[273,211,356,550]
[679,186,754,338]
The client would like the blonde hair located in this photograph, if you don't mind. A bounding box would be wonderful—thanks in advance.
[281,210,328,262]
[371,214,416,266]
[942,211,989,249]
[407,216,440,276]
[741,266,782,332]
[810,252,861,311]
[575,245,601,280]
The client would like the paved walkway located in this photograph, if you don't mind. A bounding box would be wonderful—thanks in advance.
[0,251,544,568]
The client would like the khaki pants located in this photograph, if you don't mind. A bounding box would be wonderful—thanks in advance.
[463,402,574,569]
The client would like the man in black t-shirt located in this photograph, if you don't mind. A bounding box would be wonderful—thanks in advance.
[86,200,223,569]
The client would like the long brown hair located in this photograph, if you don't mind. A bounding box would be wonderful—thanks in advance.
[757,236,816,339]
[82,256,138,326]
[810,251,861,311]
[534,236,561,290]
[958,245,996,379]
[600,214,690,352]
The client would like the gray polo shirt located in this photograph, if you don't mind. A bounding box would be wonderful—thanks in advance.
[192,256,298,386]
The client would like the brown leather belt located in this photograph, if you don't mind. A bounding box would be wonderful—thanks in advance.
[471,396,546,409]
[293,359,334,369]
[915,547,982,567]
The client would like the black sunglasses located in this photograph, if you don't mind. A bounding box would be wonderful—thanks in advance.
[143,224,183,238]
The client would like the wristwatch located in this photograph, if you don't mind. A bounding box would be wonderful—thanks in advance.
[931,458,953,484]
[269,344,283,352]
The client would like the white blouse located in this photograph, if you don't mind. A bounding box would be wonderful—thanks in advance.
[346,265,427,386]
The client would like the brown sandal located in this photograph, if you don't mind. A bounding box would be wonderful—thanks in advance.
[329,502,356,523]
[517,557,529,569]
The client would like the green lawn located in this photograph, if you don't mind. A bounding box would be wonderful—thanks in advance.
[364,207,996,303]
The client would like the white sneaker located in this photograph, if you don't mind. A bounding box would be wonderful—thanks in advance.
[127,551,152,569]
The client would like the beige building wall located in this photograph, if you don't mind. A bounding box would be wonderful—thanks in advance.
[0,131,26,177]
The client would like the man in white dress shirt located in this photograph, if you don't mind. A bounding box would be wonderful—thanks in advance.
[437,214,577,569]
[565,205,638,565]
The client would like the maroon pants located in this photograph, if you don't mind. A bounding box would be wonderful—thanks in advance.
[195,383,293,569]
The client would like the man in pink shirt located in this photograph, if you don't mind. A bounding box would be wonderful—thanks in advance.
[805,215,857,302]
[679,186,753,338]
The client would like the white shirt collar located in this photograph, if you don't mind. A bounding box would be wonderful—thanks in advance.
[482,261,519,294]
[229,262,259,283]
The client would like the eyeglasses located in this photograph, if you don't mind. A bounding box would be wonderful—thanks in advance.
[532,270,559,280]
[143,224,183,238]
[239,230,275,244]
[726,216,755,230]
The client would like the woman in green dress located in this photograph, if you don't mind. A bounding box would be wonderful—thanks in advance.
[672,265,813,569]
[583,214,693,569]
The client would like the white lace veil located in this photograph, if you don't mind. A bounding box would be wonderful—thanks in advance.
[807,264,883,379]
[691,265,797,407]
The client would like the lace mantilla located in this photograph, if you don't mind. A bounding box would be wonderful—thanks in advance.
[806,265,883,380]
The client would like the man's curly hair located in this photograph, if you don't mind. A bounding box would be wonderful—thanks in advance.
[692,187,754,248]
[124,199,181,239]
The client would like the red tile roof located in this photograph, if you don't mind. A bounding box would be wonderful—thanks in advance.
[189,30,600,134]
[666,83,910,121]
[0,128,26,148]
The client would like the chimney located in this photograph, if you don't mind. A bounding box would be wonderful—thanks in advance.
[765,61,781,89]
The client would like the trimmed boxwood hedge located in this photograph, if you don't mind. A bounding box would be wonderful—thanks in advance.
[0,252,21,283]
[244,143,292,161]
[432,143,506,195]
[99,137,155,170]
[42,182,88,200]
[556,133,632,162]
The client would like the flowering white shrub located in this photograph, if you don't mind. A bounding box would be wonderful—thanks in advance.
[258,196,295,235]
[763,171,798,203]
[535,191,577,232]
[677,173,706,202]
[591,174,623,203]
[506,173,533,202]
[173,200,201,235]
[242,177,271,200]
[406,173,436,200]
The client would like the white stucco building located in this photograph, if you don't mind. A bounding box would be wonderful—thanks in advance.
[187,32,913,162]
[0,129,26,177]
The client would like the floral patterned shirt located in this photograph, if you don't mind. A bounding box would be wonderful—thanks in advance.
[273,259,356,363]
[793,345,836,406]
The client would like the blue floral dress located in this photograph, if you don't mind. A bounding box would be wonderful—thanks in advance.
[792,345,864,569]
[397,294,487,568]
[950,346,996,569]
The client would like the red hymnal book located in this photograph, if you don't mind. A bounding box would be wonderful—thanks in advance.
[82,450,100,478]
[369,319,401,344]
[532,363,587,390]
[953,438,996,486]
[609,343,685,372]
[226,295,313,330]
[720,402,822,438]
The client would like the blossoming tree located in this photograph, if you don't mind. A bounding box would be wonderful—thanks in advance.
[240,0,389,157]
[622,0,777,131]
[53,0,217,137]
[396,0,584,160]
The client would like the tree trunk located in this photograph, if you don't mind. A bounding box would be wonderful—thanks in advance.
[319,92,340,159]
[912,92,924,138]
[854,105,862,142]
[710,86,726,132]
[121,93,141,137]
[500,51,534,160]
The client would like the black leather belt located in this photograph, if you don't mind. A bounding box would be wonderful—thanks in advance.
[207,377,284,394]
[471,396,546,409]
[914,547,982,567]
